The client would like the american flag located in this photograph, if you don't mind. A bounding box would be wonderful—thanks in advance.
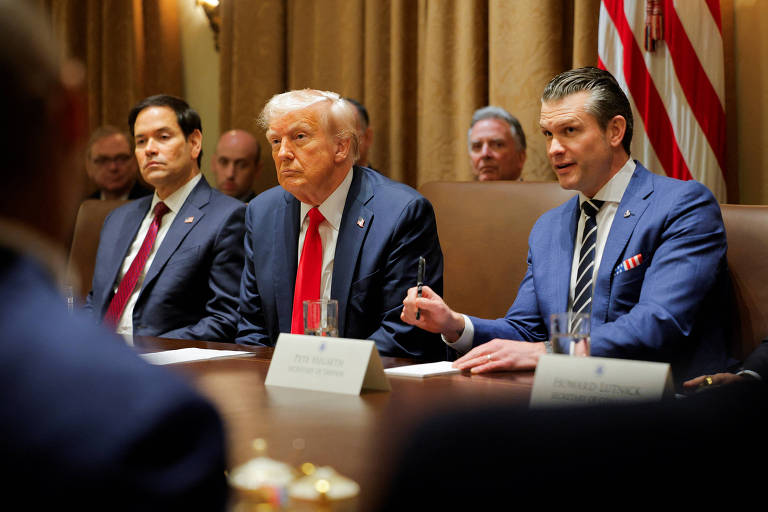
[598,0,726,202]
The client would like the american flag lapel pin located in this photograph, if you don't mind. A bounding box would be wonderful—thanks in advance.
[184,216,194,223]
[357,217,365,228]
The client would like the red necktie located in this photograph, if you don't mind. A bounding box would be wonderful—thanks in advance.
[291,207,325,333]
[104,201,170,327]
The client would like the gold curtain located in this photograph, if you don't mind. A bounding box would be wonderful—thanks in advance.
[44,0,182,132]
[220,0,600,192]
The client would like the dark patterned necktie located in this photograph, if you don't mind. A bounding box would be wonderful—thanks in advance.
[572,199,604,316]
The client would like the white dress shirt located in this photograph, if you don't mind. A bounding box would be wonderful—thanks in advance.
[115,174,202,335]
[296,168,354,300]
[445,159,636,354]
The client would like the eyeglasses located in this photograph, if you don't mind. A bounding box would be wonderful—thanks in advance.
[92,154,133,166]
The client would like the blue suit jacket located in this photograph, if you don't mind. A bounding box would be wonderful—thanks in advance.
[471,163,730,381]
[85,177,245,341]
[237,166,445,359]
[0,247,227,509]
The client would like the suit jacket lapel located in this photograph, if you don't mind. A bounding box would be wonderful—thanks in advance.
[142,178,209,290]
[98,198,150,312]
[275,190,300,334]
[332,167,372,336]
[593,163,653,322]
[554,196,580,315]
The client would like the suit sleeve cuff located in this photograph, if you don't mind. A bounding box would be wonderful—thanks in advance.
[441,314,473,354]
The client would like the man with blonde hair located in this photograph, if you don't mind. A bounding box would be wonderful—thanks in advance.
[237,89,444,359]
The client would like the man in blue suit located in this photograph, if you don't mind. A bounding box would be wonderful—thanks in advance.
[402,67,729,382]
[236,89,444,359]
[0,2,226,507]
[85,95,245,341]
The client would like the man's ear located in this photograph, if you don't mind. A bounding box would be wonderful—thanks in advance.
[334,137,352,163]
[189,129,203,159]
[606,115,626,149]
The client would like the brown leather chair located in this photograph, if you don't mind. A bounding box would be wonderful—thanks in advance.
[720,204,768,361]
[66,199,128,304]
[419,181,576,319]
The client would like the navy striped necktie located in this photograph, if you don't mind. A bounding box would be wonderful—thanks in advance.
[572,199,604,315]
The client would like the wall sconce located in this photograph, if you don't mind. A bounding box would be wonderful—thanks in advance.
[197,0,221,51]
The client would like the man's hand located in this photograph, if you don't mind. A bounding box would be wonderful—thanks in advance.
[400,285,465,341]
[683,372,745,391]
[453,339,546,374]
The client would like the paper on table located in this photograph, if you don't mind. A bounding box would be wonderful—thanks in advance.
[140,348,254,366]
[384,360,460,378]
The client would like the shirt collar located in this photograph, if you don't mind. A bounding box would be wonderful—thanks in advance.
[151,173,202,214]
[578,158,635,206]
[299,167,354,231]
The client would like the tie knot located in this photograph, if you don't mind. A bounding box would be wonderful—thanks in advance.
[581,199,604,218]
[153,201,170,218]
[308,207,325,227]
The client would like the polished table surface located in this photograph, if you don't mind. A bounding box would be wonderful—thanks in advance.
[133,337,535,509]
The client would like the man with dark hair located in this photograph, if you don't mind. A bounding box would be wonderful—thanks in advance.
[85,94,246,341]
[85,126,152,200]
[345,97,374,169]
[211,129,262,202]
[403,67,729,384]
[0,2,227,508]
[467,106,527,181]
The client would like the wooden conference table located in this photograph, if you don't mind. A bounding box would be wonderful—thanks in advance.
[133,336,535,509]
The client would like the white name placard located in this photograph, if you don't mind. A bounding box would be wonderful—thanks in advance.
[265,333,391,395]
[529,354,672,408]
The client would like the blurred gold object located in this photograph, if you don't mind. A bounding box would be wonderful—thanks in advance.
[288,466,359,511]
[229,439,296,509]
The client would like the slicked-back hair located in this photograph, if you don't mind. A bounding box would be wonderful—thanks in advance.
[128,95,203,166]
[468,106,527,151]
[259,89,359,163]
[542,67,634,155]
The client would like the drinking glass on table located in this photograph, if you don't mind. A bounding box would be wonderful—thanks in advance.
[303,299,339,337]
[549,312,590,356]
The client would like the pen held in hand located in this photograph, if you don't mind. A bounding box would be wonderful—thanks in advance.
[416,256,425,320]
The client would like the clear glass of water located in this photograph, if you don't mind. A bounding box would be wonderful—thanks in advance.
[549,312,590,356]
[303,299,339,337]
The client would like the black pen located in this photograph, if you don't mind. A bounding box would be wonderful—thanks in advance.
[416,256,425,320]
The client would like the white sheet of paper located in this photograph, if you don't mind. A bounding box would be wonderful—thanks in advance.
[384,361,460,378]
[140,348,254,365]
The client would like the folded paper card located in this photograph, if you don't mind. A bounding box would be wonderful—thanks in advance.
[384,361,460,378]
[265,333,391,395]
[530,354,672,408]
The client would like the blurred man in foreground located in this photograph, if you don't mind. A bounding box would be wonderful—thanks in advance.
[403,67,729,384]
[211,129,262,202]
[468,106,526,181]
[0,2,227,508]
[85,126,152,200]
[237,89,444,359]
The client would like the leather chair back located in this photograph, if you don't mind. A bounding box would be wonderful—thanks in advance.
[720,204,768,360]
[66,199,128,303]
[420,181,576,319]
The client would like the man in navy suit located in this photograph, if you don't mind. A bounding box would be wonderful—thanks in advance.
[0,2,226,507]
[236,89,444,359]
[85,125,152,200]
[85,95,245,341]
[402,67,729,382]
